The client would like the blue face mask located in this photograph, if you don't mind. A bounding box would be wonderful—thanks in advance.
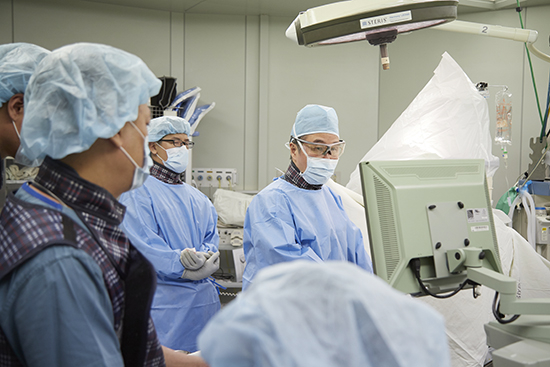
[119,121,151,191]
[12,120,42,167]
[156,143,189,173]
[298,141,339,185]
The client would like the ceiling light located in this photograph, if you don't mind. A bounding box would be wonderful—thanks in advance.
[286,0,458,69]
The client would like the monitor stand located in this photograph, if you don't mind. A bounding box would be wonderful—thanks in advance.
[485,315,550,366]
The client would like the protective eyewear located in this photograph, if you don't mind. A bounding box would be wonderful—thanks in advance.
[158,139,195,149]
[295,137,346,158]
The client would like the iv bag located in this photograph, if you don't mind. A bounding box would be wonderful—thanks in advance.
[495,88,512,145]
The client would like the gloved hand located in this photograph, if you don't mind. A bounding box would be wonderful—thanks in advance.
[180,248,208,270]
[181,251,220,281]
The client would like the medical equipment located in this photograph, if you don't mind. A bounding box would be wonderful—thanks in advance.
[495,87,513,146]
[286,0,550,71]
[285,0,457,70]
[212,234,245,305]
[360,159,550,366]
[192,168,237,200]
[150,76,177,118]
[496,87,513,171]
[214,241,245,283]
[512,182,550,260]
[478,82,513,171]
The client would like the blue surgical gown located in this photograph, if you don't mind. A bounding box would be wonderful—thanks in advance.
[242,177,372,290]
[119,177,220,353]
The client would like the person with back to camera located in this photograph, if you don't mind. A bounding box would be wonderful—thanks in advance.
[0,43,208,367]
[242,104,373,290]
[120,115,221,354]
[198,260,451,367]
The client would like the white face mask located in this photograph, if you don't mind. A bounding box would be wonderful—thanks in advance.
[155,143,189,173]
[119,121,152,191]
[298,141,339,185]
[12,120,42,167]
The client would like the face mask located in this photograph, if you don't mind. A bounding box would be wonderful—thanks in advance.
[12,120,42,167]
[119,121,151,191]
[298,141,339,185]
[155,144,189,173]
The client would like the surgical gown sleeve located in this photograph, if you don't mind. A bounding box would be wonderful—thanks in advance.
[0,246,124,367]
[193,203,219,255]
[243,189,324,274]
[120,190,185,279]
[331,191,372,273]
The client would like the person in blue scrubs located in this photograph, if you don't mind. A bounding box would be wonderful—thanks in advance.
[120,116,221,353]
[242,104,373,290]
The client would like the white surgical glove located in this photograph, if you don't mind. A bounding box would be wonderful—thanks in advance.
[181,251,220,280]
[180,248,208,270]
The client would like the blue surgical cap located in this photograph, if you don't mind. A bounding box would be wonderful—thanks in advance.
[291,104,339,139]
[19,43,162,161]
[148,116,191,142]
[198,261,450,367]
[0,43,50,108]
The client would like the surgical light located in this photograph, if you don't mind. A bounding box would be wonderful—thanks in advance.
[286,0,458,69]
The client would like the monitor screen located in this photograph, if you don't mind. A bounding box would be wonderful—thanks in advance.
[359,159,502,296]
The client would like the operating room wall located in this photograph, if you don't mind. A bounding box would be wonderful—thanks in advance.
[2,0,549,201]
[378,6,550,204]
[0,0,380,193]
[183,14,380,191]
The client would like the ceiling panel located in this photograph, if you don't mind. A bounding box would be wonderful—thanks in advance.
[82,0,550,16]
[82,0,337,16]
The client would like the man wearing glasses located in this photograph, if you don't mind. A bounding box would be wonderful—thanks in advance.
[242,104,373,290]
[119,116,221,354]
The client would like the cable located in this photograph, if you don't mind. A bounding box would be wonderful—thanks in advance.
[410,259,470,299]
[542,69,550,137]
[492,292,521,324]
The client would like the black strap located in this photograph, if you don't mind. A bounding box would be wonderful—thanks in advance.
[62,214,156,367]
[120,247,157,367]
[62,215,77,242]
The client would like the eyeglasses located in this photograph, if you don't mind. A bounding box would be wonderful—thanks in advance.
[158,139,195,149]
[294,137,346,158]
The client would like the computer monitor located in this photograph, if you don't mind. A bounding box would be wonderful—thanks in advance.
[359,159,503,297]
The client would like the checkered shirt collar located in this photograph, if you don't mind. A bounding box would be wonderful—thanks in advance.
[34,156,126,225]
[150,161,184,185]
[283,160,322,190]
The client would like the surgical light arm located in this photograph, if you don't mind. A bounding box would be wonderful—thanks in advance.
[434,20,550,63]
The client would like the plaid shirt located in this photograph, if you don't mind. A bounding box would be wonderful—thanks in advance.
[283,160,322,190]
[150,161,184,185]
[0,157,164,367]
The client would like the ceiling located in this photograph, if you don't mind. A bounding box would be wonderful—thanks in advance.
[82,0,550,16]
